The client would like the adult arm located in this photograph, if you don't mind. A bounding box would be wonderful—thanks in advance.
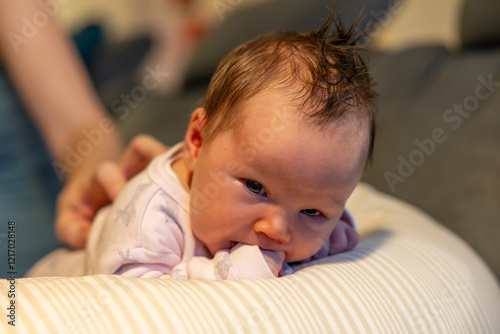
[0,0,124,247]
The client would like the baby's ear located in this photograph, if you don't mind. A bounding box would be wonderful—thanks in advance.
[183,108,207,171]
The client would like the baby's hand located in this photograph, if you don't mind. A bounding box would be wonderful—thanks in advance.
[261,250,285,277]
[328,219,359,255]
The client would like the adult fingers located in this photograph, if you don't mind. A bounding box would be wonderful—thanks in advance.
[95,161,127,201]
[55,211,91,249]
[120,135,169,179]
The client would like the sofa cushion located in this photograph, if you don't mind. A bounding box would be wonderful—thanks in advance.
[460,0,500,48]
[364,45,500,279]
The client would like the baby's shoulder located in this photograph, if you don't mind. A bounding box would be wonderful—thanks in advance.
[113,168,160,206]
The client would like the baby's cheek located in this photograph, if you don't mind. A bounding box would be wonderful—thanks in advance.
[312,234,330,255]
[190,213,208,239]
[285,234,321,262]
[306,225,335,256]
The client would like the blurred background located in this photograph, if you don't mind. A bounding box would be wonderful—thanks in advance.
[57,0,463,49]
[2,0,499,279]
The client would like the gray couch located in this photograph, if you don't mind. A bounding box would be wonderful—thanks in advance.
[98,0,500,279]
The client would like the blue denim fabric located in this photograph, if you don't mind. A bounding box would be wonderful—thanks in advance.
[0,70,61,277]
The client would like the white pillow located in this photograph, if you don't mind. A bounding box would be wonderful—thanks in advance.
[2,183,499,333]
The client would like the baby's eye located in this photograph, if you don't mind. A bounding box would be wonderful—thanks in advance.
[300,209,322,217]
[245,179,267,196]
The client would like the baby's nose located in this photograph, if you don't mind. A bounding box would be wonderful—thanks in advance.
[253,213,291,244]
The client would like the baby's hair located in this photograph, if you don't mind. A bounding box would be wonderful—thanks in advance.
[202,9,377,159]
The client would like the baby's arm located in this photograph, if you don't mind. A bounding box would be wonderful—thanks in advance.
[85,170,186,277]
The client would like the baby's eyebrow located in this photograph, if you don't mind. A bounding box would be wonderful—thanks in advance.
[305,187,346,211]
[246,156,276,175]
[330,199,345,212]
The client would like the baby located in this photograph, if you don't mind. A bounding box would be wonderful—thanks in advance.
[28,11,376,279]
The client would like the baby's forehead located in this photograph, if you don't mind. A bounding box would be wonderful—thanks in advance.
[231,96,370,163]
[234,89,370,140]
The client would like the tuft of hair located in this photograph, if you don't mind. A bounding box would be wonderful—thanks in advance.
[202,8,377,160]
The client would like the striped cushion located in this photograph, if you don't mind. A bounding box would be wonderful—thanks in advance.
[2,183,499,333]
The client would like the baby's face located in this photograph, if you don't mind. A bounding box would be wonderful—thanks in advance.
[185,91,369,262]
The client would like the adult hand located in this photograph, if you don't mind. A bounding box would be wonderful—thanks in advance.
[55,135,169,249]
